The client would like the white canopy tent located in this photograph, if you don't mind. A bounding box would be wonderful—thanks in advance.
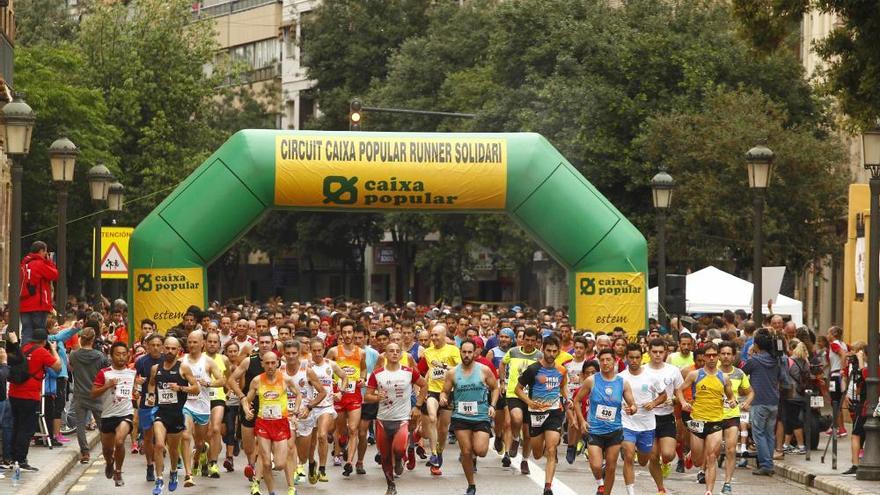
[648,266,803,326]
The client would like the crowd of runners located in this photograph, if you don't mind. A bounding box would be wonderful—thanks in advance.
[3,300,868,495]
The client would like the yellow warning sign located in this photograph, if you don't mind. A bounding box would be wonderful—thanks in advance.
[574,272,646,337]
[274,136,507,209]
[93,227,133,280]
[132,267,206,334]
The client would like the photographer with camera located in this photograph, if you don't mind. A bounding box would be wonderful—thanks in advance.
[742,328,785,475]
[18,241,59,344]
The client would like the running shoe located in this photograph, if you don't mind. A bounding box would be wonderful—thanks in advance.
[244,463,256,481]
[80,452,90,465]
[736,458,748,468]
[356,463,366,475]
[676,459,685,473]
[105,457,114,479]
[288,487,296,495]
[565,445,576,465]
[543,489,553,495]
[465,485,477,495]
[342,462,353,477]
[169,471,179,492]
[838,427,848,438]
[430,465,442,476]
[308,463,318,485]
[842,465,858,475]
[406,447,416,470]
[184,474,195,487]
[250,479,261,495]
[394,456,404,476]
[415,444,427,459]
[153,478,164,495]
[224,457,234,472]
[502,454,511,467]
[520,460,530,475]
[375,453,382,464]
[428,454,439,468]
[147,463,156,482]
[114,471,125,487]
[333,456,343,467]
[661,461,671,479]
[385,482,398,495]
[56,434,72,444]
[696,470,705,484]
[721,482,732,495]
[510,439,520,458]
[208,462,221,478]
[318,469,329,482]
[494,436,504,454]
[596,486,605,495]
[193,464,201,477]
[296,463,305,481]
[131,443,140,455]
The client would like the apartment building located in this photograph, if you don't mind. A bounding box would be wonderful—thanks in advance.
[279,0,317,129]
[0,0,15,307]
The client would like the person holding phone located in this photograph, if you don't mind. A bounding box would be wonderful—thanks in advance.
[18,241,59,344]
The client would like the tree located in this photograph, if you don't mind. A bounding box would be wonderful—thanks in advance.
[731,0,880,127]
[14,0,81,47]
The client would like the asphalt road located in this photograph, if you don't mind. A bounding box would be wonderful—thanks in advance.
[49,440,818,495]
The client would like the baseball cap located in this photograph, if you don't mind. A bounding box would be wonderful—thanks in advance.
[583,332,596,341]
[363,306,374,314]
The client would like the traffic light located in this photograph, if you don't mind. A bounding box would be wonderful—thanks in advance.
[349,99,363,131]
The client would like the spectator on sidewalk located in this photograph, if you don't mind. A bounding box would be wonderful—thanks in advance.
[743,329,784,476]
[45,316,84,445]
[841,344,868,476]
[69,327,109,463]
[0,343,12,467]
[8,327,62,471]
[19,241,59,344]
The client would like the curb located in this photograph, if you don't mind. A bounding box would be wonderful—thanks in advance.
[775,460,877,495]
[14,429,101,495]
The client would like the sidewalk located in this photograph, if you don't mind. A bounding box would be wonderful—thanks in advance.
[773,430,877,495]
[0,429,100,495]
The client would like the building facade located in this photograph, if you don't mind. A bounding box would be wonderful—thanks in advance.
[0,0,15,308]
[279,0,317,129]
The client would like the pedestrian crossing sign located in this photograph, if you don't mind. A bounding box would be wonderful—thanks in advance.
[94,226,134,279]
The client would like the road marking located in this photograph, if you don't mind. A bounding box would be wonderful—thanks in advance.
[488,450,577,495]
[69,485,86,492]
[85,468,100,474]
[79,476,93,482]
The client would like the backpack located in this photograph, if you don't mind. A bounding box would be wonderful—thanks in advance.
[8,344,40,384]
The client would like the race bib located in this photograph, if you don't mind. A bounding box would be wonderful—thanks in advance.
[530,412,549,428]
[288,398,298,413]
[596,404,617,422]
[262,405,282,420]
[114,382,132,400]
[457,401,478,416]
[209,388,218,400]
[431,367,446,380]
[811,396,825,408]
[158,388,177,405]
[344,380,357,394]
[740,412,750,423]
[687,420,705,434]
[829,379,837,392]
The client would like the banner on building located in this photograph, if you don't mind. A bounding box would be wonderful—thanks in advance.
[574,272,646,336]
[275,136,507,209]
[132,267,205,335]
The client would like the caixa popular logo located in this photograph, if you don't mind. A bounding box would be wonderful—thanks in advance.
[579,275,641,296]
[136,273,200,292]
[322,175,459,207]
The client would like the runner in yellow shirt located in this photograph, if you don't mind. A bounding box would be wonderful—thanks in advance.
[419,323,461,475]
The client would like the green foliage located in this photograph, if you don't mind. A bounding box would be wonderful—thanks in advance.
[731,0,880,127]
[13,0,82,47]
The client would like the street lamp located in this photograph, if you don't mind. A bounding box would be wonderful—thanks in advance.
[858,124,880,481]
[2,93,36,337]
[87,162,112,308]
[745,141,774,323]
[651,167,674,328]
[107,182,125,213]
[49,137,78,314]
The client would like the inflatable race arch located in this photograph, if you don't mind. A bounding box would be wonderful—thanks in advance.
[129,131,647,334]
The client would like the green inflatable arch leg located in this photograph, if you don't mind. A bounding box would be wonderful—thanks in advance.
[129,131,647,337]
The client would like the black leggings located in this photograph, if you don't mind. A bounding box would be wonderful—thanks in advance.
[223,405,240,446]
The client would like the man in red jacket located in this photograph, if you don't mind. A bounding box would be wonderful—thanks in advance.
[19,241,59,344]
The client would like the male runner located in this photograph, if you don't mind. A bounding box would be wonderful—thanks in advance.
[366,342,428,495]
[573,348,637,495]
[418,323,462,475]
[282,339,326,487]
[325,320,367,476]
[646,338,684,492]
[718,341,753,494]
[135,333,165,482]
[205,331,232,478]
[499,326,542,473]
[564,336,588,463]
[182,330,226,487]
[307,337,348,483]
[228,332,277,494]
[440,340,499,495]
[146,337,201,495]
[677,342,736,495]
[234,319,256,357]
[356,325,382,473]
[487,327,514,454]
[619,344,667,495]
[516,336,568,495]
[242,351,302,495]
[91,342,137,487]
[668,332,696,473]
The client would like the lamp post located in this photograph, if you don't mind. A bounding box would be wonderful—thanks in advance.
[49,137,78,315]
[2,94,36,336]
[651,168,674,328]
[107,181,124,300]
[87,162,112,309]
[858,125,880,480]
[745,141,774,323]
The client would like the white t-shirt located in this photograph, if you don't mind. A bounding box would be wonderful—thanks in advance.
[367,366,421,421]
[619,368,663,431]
[646,362,684,416]
[94,367,136,418]
[564,358,585,395]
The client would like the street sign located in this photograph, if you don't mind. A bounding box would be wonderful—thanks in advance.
[94,226,133,279]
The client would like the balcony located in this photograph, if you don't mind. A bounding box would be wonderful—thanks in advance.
[0,32,11,89]
[192,0,278,20]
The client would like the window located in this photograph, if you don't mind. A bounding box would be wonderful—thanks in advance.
[299,11,313,66]
[227,38,277,70]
